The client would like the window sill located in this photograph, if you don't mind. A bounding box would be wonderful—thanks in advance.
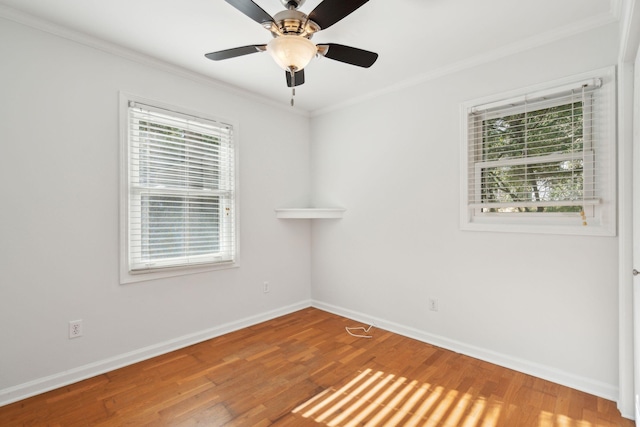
[120,261,238,285]
[461,219,615,237]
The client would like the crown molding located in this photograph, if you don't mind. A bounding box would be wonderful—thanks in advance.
[0,4,310,118]
[0,3,619,118]
[312,12,619,117]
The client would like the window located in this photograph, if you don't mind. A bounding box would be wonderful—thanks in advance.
[121,95,237,282]
[460,68,616,235]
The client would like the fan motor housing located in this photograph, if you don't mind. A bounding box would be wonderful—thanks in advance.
[273,9,319,37]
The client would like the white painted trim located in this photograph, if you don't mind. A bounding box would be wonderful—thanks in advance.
[632,52,640,423]
[0,298,622,411]
[619,0,640,63]
[118,92,242,285]
[0,5,310,119]
[312,300,619,402]
[459,66,617,237]
[312,13,619,117]
[0,300,311,407]
[617,0,640,420]
[617,63,636,421]
[0,3,617,119]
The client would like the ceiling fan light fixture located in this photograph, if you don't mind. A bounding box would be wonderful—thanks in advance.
[267,35,317,71]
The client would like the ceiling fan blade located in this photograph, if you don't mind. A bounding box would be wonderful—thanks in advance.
[205,45,266,61]
[286,69,305,87]
[225,0,275,25]
[318,44,378,68]
[308,0,369,30]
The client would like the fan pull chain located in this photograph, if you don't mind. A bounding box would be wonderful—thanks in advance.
[290,68,296,107]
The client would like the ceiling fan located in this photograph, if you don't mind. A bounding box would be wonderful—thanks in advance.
[205,0,378,103]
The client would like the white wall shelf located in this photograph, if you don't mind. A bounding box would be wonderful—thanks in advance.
[275,208,346,219]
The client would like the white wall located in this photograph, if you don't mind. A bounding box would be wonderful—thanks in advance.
[0,10,628,411]
[0,18,312,403]
[310,23,621,400]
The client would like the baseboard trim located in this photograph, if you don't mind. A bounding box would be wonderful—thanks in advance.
[1,300,620,409]
[0,300,311,407]
[311,300,619,402]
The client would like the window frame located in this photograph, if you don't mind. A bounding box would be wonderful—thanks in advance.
[459,67,616,236]
[119,93,239,284]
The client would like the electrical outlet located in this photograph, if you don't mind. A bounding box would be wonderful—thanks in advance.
[69,320,83,339]
[263,281,270,293]
[429,298,439,312]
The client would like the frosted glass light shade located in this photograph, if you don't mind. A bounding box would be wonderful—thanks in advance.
[267,35,317,71]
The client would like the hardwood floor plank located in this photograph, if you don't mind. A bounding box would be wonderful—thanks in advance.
[0,308,633,426]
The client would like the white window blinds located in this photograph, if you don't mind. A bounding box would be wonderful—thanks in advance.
[460,68,616,236]
[126,101,236,272]
[467,79,603,216]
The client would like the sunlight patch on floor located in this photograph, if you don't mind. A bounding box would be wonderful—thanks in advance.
[291,368,594,427]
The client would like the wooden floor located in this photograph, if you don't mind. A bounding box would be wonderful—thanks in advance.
[0,308,633,426]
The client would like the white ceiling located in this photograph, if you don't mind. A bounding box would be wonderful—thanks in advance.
[0,0,619,113]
